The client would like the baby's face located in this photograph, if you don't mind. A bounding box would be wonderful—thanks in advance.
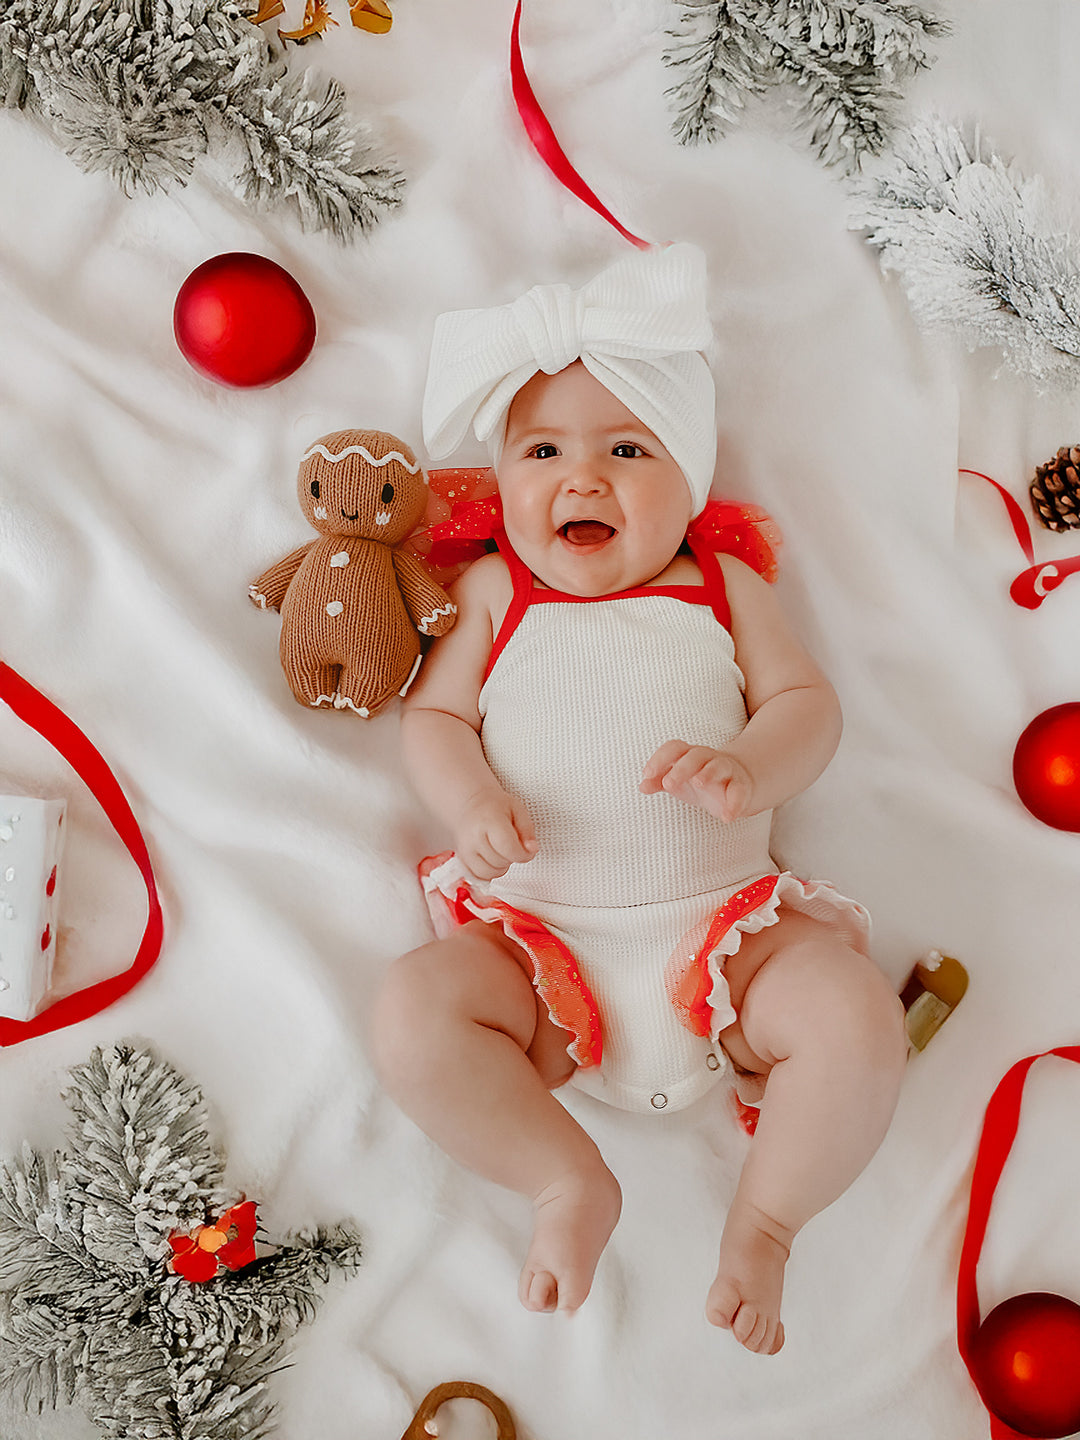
[498,363,692,595]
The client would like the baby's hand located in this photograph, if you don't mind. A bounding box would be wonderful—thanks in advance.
[640,740,755,823]
[457,790,538,881]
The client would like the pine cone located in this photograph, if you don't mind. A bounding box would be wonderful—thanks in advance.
[1030,445,1080,532]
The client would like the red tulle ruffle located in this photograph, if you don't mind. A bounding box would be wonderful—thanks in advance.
[405,474,782,588]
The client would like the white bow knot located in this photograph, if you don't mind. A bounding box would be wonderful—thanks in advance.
[510,284,586,377]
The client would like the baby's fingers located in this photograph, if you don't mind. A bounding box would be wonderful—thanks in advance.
[486,814,535,868]
[640,739,693,793]
[508,799,539,859]
[692,762,752,822]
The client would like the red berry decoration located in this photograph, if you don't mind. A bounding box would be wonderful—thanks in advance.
[1013,703,1080,832]
[173,253,316,388]
[969,1293,1080,1438]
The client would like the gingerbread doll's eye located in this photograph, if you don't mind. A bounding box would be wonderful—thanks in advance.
[310,480,320,499]
[380,482,394,504]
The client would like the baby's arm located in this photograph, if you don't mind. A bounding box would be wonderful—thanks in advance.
[641,554,842,820]
[402,554,537,880]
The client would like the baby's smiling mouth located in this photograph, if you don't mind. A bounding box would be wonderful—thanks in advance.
[559,520,616,546]
[341,508,360,522]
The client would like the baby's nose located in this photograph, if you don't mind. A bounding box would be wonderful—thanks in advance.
[564,467,607,495]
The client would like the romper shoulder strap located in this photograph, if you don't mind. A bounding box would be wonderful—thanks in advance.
[685,535,732,632]
[485,532,535,681]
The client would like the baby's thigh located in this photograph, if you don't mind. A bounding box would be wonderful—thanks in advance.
[374,920,554,1062]
[717,909,899,1078]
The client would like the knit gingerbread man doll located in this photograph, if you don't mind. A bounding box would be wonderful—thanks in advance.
[250,429,456,717]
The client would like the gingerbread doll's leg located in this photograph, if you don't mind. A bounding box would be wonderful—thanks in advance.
[279,632,340,708]
[335,646,422,718]
[333,667,391,718]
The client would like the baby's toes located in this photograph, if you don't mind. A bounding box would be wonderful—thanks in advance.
[705,1277,740,1330]
[734,1306,783,1355]
[519,1268,558,1313]
[732,1303,764,1347]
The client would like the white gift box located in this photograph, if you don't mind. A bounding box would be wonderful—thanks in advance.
[0,796,66,1022]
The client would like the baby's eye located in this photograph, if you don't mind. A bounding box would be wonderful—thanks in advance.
[380,482,394,503]
[529,443,560,459]
[310,479,321,499]
[612,443,645,459]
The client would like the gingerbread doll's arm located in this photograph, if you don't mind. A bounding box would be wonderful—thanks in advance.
[392,549,458,637]
[249,542,315,612]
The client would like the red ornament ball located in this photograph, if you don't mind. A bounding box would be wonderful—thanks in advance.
[1013,703,1080,832]
[173,253,316,388]
[970,1293,1080,1438]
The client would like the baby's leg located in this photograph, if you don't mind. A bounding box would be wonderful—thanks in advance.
[708,912,907,1354]
[372,920,621,1313]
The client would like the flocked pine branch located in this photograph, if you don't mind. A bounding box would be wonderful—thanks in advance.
[849,117,1080,382]
[0,0,403,237]
[664,0,948,170]
[0,1044,363,1440]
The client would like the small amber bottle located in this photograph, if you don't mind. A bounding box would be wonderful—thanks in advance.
[901,950,969,1051]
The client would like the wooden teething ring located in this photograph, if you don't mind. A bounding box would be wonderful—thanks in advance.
[400,1382,516,1439]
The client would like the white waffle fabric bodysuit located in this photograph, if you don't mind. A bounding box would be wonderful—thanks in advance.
[423,538,870,1115]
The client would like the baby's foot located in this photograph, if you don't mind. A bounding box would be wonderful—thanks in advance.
[706,1199,793,1354]
[519,1168,622,1314]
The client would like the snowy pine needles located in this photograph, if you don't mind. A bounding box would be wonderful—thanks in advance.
[0,1045,363,1440]
[664,0,947,169]
[851,118,1080,381]
[0,0,403,237]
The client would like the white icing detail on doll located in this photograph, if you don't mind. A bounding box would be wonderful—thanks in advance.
[399,652,424,696]
[1034,563,1060,598]
[375,511,391,526]
[417,601,457,635]
[248,585,267,609]
[300,443,421,473]
[325,601,344,617]
[313,505,328,520]
[330,551,349,567]
[333,695,369,717]
[314,694,337,708]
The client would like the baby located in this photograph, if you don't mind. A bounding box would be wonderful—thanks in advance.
[373,245,907,1355]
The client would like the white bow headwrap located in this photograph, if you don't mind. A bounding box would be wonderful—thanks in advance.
[422,243,717,515]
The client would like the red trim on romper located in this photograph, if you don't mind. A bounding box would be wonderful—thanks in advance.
[419,853,604,1068]
[485,532,535,682]
[670,874,781,1039]
[686,531,733,630]
[483,531,731,682]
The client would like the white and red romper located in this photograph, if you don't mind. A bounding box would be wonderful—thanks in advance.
[422,531,870,1115]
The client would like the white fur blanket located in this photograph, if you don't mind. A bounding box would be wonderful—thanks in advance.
[3,2,1080,1437]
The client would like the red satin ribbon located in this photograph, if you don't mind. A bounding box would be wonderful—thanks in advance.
[956,1046,1080,1439]
[509,0,653,251]
[0,662,164,1045]
[961,468,1080,610]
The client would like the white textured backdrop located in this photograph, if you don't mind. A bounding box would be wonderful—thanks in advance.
[3,2,1080,1437]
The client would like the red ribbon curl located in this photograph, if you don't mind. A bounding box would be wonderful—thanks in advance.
[0,662,164,1045]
